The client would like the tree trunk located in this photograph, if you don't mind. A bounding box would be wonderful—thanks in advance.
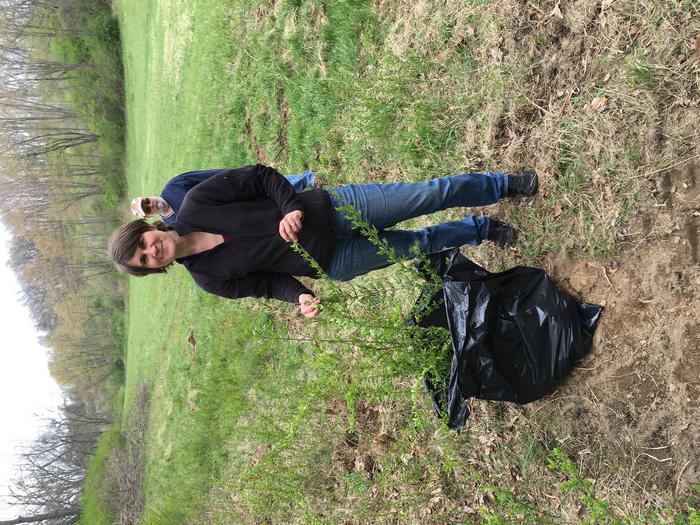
[0,507,80,524]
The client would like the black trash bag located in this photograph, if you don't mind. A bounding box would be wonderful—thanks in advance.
[413,249,604,430]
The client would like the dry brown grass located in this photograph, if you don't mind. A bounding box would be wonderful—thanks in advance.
[105,384,150,525]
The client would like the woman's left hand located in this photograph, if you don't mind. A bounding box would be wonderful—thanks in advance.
[279,210,303,242]
[299,293,321,318]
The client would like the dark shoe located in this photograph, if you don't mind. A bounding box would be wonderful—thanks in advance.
[486,218,517,247]
[507,170,538,197]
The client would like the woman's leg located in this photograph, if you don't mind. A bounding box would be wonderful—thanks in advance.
[327,216,489,281]
[329,172,507,234]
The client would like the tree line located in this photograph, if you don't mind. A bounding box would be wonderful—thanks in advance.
[0,0,127,522]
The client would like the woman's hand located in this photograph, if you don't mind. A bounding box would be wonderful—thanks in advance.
[279,210,303,242]
[298,293,321,318]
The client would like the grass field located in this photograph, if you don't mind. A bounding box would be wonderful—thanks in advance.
[88,0,700,523]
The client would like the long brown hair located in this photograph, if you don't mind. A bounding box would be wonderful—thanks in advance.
[107,219,172,276]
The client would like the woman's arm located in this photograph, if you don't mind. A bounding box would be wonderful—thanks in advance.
[185,164,304,217]
[195,271,313,305]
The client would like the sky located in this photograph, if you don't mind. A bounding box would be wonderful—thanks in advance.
[0,222,64,518]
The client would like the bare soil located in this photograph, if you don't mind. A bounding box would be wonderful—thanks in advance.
[537,162,699,503]
[484,0,700,505]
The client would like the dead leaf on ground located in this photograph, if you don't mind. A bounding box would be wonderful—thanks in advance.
[590,96,608,113]
[187,330,196,354]
[510,465,523,481]
[694,35,700,57]
[592,176,613,199]
[489,46,503,62]
[550,3,563,19]
[552,202,564,218]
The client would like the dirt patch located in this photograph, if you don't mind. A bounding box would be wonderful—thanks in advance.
[405,0,700,510]
[244,118,270,164]
[277,93,289,155]
[522,162,700,502]
[326,399,396,480]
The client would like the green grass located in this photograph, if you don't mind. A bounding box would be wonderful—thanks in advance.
[79,0,700,522]
[78,427,121,525]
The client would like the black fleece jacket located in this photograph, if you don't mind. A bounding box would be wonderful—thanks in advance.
[173,164,336,303]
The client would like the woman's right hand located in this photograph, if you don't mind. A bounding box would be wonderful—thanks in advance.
[279,210,303,242]
[299,293,321,318]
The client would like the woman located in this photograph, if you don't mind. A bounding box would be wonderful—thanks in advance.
[108,164,537,318]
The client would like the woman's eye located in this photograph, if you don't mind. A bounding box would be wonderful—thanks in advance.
[139,239,145,249]
[140,255,146,266]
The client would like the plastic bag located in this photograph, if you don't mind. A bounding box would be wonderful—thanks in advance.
[414,249,603,430]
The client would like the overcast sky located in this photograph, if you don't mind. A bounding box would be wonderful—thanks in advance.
[0,222,64,518]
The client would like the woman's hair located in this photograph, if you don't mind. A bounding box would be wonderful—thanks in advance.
[107,219,172,276]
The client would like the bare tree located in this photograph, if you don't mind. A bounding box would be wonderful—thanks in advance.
[0,508,81,525]
[5,398,110,525]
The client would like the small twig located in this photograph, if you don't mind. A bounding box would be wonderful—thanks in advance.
[585,381,600,404]
[638,153,700,179]
[629,476,666,508]
[667,305,689,313]
[532,394,621,418]
[577,354,614,371]
[589,263,614,288]
[630,232,655,251]
[532,395,581,415]
[639,452,672,463]
[528,1,545,15]
[611,371,641,380]
[556,87,575,118]
[601,266,613,287]
[644,370,660,392]
[676,459,692,494]
[518,90,550,115]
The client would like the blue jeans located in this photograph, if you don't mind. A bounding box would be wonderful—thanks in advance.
[287,170,315,192]
[326,172,508,281]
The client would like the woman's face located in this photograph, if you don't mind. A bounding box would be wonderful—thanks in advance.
[127,229,176,270]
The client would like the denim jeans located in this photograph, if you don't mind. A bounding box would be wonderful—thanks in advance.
[326,172,508,281]
[287,170,315,192]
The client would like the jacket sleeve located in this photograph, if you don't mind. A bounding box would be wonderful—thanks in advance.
[187,164,304,216]
[194,271,313,304]
[161,169,228,213]
[173,169,229,191]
